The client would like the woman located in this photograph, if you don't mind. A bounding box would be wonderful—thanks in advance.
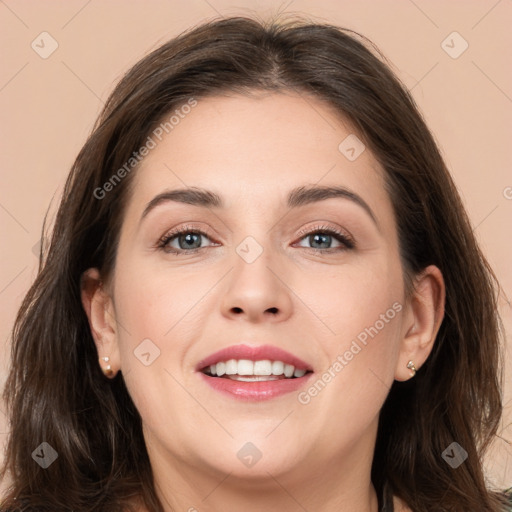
[1,15,510,512]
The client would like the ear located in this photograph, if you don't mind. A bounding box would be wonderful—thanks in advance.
[395,265,445,381]
[80,268,120,378]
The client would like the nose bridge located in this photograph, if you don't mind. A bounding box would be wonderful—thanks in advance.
[230,202,277,266]
[233,230,279,295]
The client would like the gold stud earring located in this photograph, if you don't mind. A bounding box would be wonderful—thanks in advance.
[99,356,114,377]
[406,360,417,377]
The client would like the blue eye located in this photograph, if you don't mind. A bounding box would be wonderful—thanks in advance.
[157,224,355,255]
[294,225,355,253]
[157,226,215,254]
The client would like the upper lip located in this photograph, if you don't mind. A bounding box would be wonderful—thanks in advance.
[196,344,313,372]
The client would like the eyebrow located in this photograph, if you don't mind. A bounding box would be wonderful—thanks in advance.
[140,185,379,228]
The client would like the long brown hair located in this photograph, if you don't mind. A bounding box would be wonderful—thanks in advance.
[1,15,509,512]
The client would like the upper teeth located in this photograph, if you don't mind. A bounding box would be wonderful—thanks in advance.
[206,359,307,378]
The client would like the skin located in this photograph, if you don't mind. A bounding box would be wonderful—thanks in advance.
[81,92,445,512]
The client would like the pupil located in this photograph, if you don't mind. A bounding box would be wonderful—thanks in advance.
[181,233,200,249]
[311,233,330,249]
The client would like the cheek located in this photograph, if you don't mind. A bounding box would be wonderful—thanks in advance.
[298,259,403,418]
[305,254,403,346]
[113,256,209,340]
[109,266,198,435]
[110,257,215,402]
[296,308,402,461]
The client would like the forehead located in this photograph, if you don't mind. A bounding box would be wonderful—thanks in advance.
[125,92,393,225]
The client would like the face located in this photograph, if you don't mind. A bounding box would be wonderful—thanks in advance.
[98,92,415,485]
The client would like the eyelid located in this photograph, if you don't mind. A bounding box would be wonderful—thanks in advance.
[156,223,218,249]
[160,223,215,239]
[295,223,354,244]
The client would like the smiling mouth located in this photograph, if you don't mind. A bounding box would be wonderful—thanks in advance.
[201,359,313,381]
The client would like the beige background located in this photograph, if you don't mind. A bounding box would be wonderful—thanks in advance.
[1,0,511,494]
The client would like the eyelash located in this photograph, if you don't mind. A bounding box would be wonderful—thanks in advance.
[295,224,355,253]
[156,225,218,255]
[156,223,355,255]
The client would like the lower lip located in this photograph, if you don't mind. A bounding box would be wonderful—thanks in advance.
[198,372,314,401]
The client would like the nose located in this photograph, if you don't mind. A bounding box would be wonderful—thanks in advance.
[220,242,293,323]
